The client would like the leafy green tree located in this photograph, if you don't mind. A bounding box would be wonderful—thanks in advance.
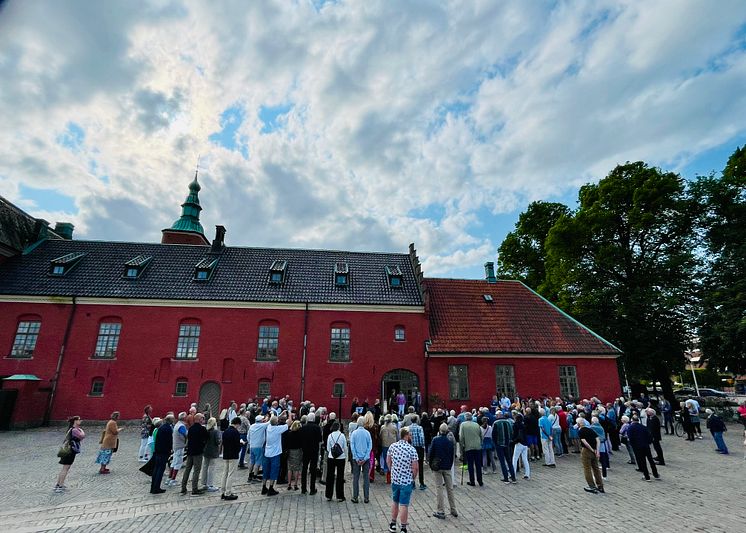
[496,201,569,295]
[694,146,746,374]
[544,162,700,399]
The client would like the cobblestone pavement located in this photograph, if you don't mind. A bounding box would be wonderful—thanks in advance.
[0,425,743,532]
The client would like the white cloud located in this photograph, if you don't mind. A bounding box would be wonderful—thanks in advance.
[1,0,745,278]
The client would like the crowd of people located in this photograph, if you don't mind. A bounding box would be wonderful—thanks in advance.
[53,392,746,532]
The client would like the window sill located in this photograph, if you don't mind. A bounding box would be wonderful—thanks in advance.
[254,359,279,363]
[90,356,116,361]
[394,340,406,343]
[89,394,104,398]
[328,360,352,364]
[172,358,199,362]
[5,355,33,360]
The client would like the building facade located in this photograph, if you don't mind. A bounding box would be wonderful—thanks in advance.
[0,176,621,425]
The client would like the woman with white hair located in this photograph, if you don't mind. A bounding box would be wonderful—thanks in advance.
[380,414,398,484]
[200,417,222,492]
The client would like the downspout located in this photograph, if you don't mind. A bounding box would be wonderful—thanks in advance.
[300,302,309,401]
[44,295,77,425]
[424,340,431,412]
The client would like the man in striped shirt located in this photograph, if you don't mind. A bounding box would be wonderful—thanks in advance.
[408,415,426,490]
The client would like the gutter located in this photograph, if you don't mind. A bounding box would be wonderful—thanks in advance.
[43,295,77,425]
[300,302,309,401]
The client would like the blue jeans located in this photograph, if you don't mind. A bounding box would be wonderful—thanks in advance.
[380,446,389,473]
[238,433,248,465]
[712,432,729,453]
[465,449,483,485]
[391,482,413,506]
[552,428,563,455]
[495,445,515,481]
[150,453,168,492]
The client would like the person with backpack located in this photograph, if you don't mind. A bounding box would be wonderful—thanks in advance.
[54,416,85,493]
[428,423,458,520]
[325,421,347,502]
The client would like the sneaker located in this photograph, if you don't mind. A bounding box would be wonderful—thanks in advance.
[351,497,359,503]
[364,499,369,503]
[583,487,598,494]
[207,486,220,492]
[388,523,397,533]
[450,511,459,518]
[191,489,205,496]
[523,475,529,480]
[642,477,651,482]
[597,487,605,493]
[653,475,661,480]
[433,512,446,520]
[53,485,64,493]
[337,497,346,502]
[261,485,268,495]
[510,479,517,484]
[502,478,510,484]
[267,488,279,497]
[419,484,427,490]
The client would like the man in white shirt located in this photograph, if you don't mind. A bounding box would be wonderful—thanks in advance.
[248,415,268,482]
[261,415,290,496]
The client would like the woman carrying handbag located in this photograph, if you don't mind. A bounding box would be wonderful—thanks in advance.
[55,416,85,493]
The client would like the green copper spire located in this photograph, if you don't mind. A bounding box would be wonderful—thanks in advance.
[169,171,204,234]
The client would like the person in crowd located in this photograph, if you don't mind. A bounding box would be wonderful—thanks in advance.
[373,399,383,421]
[166,412,187,486]
[660,398,674,435]
[396,390,407,417]
[589,416,609,479]
[402,406,415,427]
[363,411,379,481]
[185,406,197,428]
[237,408,251,469]
[538,408,556,467]
[300,412,322,495]
[681,401,695,441]
[387,427,419,533]
[351,397,360,416]
[511,412,530,480]
[705,409,729,454]
[262,415,290,496]
[219,408,229,432]
[576,417,604,494]
[550,408,563,457]
[492,411,516,484]
[149,418,162,458]
[286,420,304,490]
[55,416,85,493]
[96,411,121,475]
[380,414,398,484]
[150,414,173,494]
[687,398,703,439]
[568,409,580,453]
[459,412,483,487]
[480,417,496,475]
[181,413,208,495]
[408,414,427,490]
[619,415,636,465]
[646,408,665,465]
[325,421,347,502]
[139,405,154,462]
[248,414,268,482]
[200,417,221,492]
[227,401,238,425]
[350,420,373,503]
[627,415,660,482]
[220,417,241,500]
[523,407,541,461]
[428,423,458,520]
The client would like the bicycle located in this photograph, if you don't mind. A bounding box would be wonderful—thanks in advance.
[673,412,684,438]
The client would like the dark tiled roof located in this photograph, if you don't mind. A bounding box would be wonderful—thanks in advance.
[0,195,62,254]
[425,278,620,355]
[0,239,423,306]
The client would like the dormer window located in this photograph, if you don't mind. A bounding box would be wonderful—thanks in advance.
[483,294,494,302]
[122,255,152,279]
[49,252,86,277]
[269,260,287,285]
[385,265,403,288]
[335,262,349,287]
[194,257,218,281]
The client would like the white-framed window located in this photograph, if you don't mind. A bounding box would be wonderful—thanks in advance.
[448,365,469,400]
[258,380,271,398]
[495,365,516,399]
[10,320,41,358]
[257,325,279,360]
[559,366,579,399]
[394,327,406,341]
[174,379,188,397]
[333,381,345,398]
[93,322,121,358]
[329,326,350,361]
[176,323,200,359]
[90,378,104,397]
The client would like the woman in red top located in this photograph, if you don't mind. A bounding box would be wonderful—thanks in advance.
[738,400,746,445]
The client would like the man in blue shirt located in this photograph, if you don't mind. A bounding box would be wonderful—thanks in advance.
[538,408,556,467]
[408,415,427,490]
[349,422,372,503]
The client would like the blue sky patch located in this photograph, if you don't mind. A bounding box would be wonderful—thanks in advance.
[19,184,77,213]
[259,103,293,134]
[209,104,249,158]
[57,122,85,152]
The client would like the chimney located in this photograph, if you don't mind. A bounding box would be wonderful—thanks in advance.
[210,225,226,254]
[54,222,75,240]
[484,261,496,283]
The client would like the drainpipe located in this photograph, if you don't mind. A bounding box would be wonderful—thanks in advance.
[424,340,431,412]
[300,302,309,401]
[44,295,77,425]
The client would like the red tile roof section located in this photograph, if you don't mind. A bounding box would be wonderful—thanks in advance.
[425,278,620,356]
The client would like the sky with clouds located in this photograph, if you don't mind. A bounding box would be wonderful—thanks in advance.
[1,0,745,279]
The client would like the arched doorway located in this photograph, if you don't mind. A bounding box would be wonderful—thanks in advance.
[198,381,221,415]
[381,369,419,412]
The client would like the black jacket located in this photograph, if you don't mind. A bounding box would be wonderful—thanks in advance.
[222,426,242,460]
[154,423,173,456]
[300,421,323,455]
[627,422,652,450]
[647,415,662,441]
[706,414,726,433]
[185,423,208,456]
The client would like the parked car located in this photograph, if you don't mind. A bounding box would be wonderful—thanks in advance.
[674,387,729,398]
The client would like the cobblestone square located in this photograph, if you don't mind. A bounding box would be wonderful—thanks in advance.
[0,424,743,532]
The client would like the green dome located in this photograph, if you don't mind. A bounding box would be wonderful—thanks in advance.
[169,172,204,234]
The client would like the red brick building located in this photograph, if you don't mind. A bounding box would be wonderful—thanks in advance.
[0,177,621,426]
[424,277,622,411]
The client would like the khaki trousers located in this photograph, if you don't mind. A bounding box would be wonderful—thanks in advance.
[222,459,237,496]
[580,448,604,490]
[432,470,456,515]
